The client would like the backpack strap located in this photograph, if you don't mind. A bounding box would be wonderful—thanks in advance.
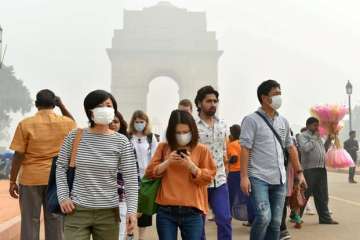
[146,133,153,146]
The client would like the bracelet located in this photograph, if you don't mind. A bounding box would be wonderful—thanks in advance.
[297,169,304,174]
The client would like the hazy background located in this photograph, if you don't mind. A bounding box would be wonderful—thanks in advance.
[1,0,360,145]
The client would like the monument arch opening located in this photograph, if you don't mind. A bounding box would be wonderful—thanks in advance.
[147,76,179,134]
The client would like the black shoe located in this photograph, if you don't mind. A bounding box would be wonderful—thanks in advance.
[319,220,339,225]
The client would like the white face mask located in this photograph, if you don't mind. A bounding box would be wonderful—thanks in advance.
[134,122,146,132]
[176,133,192,146]
[92,107,115,125]
[270,95,282,110]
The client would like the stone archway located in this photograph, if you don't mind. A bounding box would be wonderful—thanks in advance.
[147,76,179,133]
[107,1,222,120]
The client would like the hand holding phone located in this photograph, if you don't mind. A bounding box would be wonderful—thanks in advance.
[176,149,187,158]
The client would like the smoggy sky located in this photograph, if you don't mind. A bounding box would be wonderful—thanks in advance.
[1,0,360,140]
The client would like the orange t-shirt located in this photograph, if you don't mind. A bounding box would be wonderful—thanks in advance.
[227,140,241,172]
[145,142,216,214]
[10,110,76,185]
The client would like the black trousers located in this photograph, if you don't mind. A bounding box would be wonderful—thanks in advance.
[300,168,332,223]
[349,159,357,181]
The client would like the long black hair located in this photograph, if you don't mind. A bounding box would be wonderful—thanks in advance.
[115,111,128,137]
[166,110,199,151]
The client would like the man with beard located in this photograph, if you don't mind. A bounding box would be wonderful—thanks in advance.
[195,86,232,240]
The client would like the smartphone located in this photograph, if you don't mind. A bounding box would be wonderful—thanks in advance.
[176,149,187,158]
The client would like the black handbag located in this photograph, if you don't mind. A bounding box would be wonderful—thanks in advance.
[255,111,289,167]
[46,128,83,214]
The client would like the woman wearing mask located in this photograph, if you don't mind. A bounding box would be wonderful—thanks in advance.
[146,110,216,240]
[128,110,158,239]
[109,111,131,240]
[56,90,138,240]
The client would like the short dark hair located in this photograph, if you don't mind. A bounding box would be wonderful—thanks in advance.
[178,99,193,110]
[194,85,219,112]
[230,124,241,139]
[115,111,128,137]
[35,89,56,108]
[166,110,199,151]
[306,117,319,126]
[84,90,118,127]
[257,80,281,104]
[350,130,356,136]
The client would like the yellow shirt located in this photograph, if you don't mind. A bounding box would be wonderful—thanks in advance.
[10,110,76,185]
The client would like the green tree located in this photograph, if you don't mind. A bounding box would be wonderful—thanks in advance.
[0,65,32,141]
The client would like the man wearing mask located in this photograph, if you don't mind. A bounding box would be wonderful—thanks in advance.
[9,89,76,240]
[344,130,359,183]
[195,86,232,240]
[298,117,338,224]
[240,80,306,240]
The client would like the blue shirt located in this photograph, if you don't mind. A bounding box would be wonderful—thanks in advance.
[240,108,292,184]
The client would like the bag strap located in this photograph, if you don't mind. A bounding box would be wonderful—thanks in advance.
[255,111,285,149]
[147,133,153,154]
[147,133,153,146]
[69,128,84,168]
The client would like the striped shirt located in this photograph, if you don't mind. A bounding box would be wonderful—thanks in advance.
[56,128,138,213]
[240,108,292,184]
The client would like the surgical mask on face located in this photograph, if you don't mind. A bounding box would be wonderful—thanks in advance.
[176,133,192,146]
[92,107,115,125]
[134,122,146,132]
[270,95,282,110]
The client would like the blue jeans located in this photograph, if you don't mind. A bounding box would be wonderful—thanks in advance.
[249,177,286,240]
[201,183,232,240]
[156,206,204,240]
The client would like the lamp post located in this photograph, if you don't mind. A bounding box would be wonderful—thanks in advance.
[346,80,353,132]
[0,25,2,68]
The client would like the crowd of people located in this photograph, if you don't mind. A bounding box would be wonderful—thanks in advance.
[8,79,356,240]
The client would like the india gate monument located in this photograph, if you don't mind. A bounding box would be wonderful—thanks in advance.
[107,1,223,120]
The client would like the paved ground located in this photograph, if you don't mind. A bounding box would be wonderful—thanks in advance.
[1,171,360,239]
[134,171,360,240]
[0,180,19,223]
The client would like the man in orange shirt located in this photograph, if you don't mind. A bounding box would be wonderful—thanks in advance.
[227,125,241,209]
[227,124,254,225]
[8,89,76,240]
